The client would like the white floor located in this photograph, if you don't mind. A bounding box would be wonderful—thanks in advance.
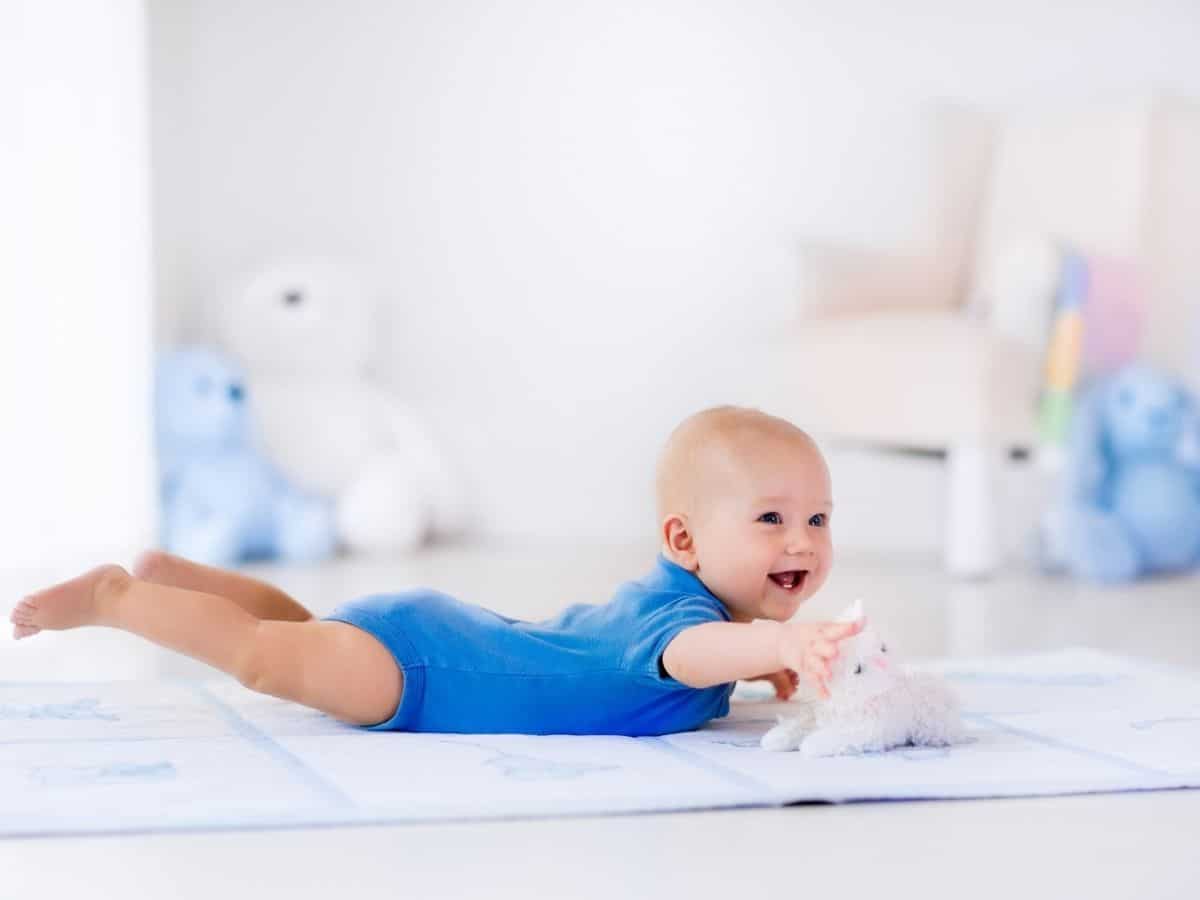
[2,541,1198,899]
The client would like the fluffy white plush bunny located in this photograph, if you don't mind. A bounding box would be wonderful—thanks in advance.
[217,259,466,555]
[761,600,967,757]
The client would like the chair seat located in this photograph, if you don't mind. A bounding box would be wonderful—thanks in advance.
[756,311,1041,449]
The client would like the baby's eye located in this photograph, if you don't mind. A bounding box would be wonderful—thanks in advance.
[757,512,782,525]
[853,663,863,675]
[880,643,888,653]
[808,513,827,527]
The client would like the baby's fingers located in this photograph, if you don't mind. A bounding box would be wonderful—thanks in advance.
[803,650,831,676]
[805,670,831,700]
[767,671,796,700]
[811,639,840,660]
[821,618,866,642]
[802,656,831,697]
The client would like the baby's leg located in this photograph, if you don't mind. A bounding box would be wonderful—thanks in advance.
[133,550,314,622]
[10,566,402,727]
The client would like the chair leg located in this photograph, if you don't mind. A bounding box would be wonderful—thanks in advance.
[944,442,1000,578]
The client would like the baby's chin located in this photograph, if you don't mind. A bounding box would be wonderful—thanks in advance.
[757,592,806,621]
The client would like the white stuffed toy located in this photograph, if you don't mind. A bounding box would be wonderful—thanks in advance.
[761,600,968,757]
[218,259,465,555]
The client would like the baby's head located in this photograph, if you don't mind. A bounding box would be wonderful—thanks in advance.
[656,406,833,622]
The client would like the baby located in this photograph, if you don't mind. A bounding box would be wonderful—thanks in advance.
[9,406,862,736]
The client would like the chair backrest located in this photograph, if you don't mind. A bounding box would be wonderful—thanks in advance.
[976,101,1154,268]
[919,105,996,309]
[968,98,1200,388]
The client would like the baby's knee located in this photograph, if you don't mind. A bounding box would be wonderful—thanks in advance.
[232,622,282,696]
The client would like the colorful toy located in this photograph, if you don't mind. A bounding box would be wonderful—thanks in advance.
[1039,364,1200,582]
[760,601,967,757]
[1036,250,1089,445]
[1036,249,1146,446]
[1034,246,1157,576]
[156,347,337,566]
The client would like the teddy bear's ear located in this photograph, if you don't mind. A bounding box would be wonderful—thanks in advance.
[837,599,864,623]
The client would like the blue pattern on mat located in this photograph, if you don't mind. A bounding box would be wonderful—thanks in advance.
[0,649,1196,837]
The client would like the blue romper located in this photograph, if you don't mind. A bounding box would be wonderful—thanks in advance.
[323,554,735,736]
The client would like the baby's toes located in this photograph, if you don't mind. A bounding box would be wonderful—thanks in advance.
[10,599,38,625]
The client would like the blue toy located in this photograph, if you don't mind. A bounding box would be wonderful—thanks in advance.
[156,348,337,566]
[1040,364,1200,583]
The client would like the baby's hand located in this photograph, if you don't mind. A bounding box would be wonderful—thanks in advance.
[776,618,866,700]
[747,669,800,700]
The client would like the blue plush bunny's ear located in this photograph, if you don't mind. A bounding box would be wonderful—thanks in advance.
[1064,376,1111,504]
[1177,386,1200,469]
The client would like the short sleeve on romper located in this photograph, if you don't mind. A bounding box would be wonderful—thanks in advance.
[622,593,728,685]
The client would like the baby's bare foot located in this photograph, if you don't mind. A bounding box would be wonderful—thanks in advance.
[11,622,41,640]
[131,549,167,583]
[10,565,130,639]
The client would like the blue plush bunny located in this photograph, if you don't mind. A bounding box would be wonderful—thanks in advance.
[1041,364,1200,582]
[156,348,337,566]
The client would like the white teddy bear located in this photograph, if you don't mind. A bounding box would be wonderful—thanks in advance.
[217,259,465,555]
[761,600,968,757]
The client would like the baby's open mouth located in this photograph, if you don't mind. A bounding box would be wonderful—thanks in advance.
[768,570,808,591]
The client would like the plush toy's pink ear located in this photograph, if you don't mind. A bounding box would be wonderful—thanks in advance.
[837,599,864,623]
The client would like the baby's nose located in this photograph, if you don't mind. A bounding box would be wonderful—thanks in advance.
[786,533,813,554]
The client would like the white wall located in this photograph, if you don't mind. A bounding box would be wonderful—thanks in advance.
[1,0,156,571]
[148,0,1200,549]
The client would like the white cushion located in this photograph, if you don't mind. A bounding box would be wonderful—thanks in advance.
[970,235,1061,351]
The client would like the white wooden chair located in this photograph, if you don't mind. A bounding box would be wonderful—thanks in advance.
[756,99,1200,577]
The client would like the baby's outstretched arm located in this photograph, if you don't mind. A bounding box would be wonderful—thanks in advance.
[662,617,864,699]
[10,566,401,726]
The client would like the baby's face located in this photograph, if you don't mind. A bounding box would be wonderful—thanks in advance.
[688,438,833,622]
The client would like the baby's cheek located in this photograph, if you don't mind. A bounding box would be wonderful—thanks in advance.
[810,558,833,594]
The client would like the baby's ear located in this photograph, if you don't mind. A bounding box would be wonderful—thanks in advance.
[836,598,864,623]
